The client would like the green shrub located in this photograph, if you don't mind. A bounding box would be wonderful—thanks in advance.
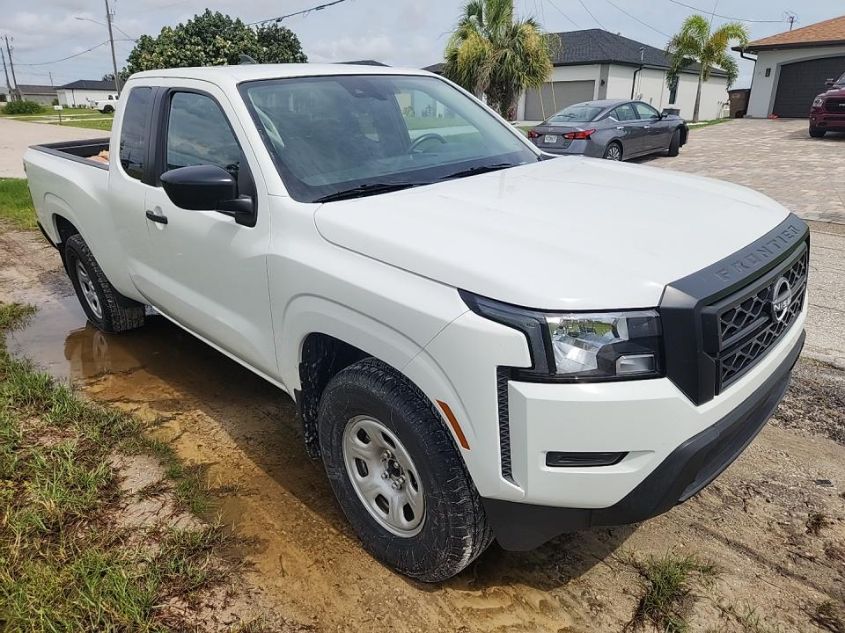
[4,100,45,115]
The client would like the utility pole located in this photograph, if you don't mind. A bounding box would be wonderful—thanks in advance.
[1,48,12,102]
[4,36,21,101]
[48,71,54,87]
[104,0,122,96]
[786,14,796,31]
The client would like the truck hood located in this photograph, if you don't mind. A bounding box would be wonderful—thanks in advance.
[314,157,789,310]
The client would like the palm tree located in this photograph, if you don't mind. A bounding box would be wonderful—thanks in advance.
[443,0,552,119]
[667,15,749,122]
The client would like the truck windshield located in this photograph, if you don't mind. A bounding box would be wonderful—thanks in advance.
[239,74,539,202]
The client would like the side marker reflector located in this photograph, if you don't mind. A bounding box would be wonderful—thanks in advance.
[436,400,470,450]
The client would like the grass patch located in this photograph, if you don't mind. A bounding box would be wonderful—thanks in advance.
[628,552,718,633]
[52,115,113,131]
[688,118,730,129]
[0,179,37,230]
[812,601,845,633]
[0,301,244,631]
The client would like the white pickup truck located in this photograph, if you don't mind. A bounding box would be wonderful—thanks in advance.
[24,64,809,582]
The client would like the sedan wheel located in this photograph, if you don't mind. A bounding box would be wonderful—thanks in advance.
[603,143,623,161]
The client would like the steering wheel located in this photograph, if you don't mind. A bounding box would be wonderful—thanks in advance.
[409,132,448,153]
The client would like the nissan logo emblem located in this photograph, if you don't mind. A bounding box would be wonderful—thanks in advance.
[772,276,792,323]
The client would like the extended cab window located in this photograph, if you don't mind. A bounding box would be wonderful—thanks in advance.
[165,92,243,177]
[119,87,153,180]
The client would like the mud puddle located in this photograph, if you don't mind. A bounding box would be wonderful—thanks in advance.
[3,227,844,632]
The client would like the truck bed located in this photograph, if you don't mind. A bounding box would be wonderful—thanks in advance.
[30,138,111,170]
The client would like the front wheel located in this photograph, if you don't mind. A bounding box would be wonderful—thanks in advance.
[667,129,681,156]
[65,234,145,333]
[318,358,492,581]
[102,104,114,113]
[603,142,623,161]
[809,126,826,138]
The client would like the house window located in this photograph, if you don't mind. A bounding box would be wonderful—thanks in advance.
[668,77,679,105]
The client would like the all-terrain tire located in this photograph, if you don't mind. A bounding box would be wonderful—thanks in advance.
[809,126,826,138]
[668,129,681,156]
[318,357,492,582]
[64,233,145,333]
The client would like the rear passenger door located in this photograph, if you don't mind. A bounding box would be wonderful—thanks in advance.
[609,103,647,156]
[136,83,277,377]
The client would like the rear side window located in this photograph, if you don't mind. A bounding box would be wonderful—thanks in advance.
[119,87,153,181]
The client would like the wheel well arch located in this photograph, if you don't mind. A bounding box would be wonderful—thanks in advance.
[53,214,80,246]
[297,332,370,459]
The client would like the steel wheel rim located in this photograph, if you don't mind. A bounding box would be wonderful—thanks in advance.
[342,415,425,537]
[76,261,103,319]
[605,145,622,160]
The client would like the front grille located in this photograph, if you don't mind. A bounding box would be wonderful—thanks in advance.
[824,97,845,113]
[704,244,808,393]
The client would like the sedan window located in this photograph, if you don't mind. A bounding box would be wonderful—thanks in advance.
[547,104,604,123]
[633,102,660,120]
[612,104,638,122]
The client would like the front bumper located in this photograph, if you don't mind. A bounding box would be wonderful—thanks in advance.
[810,113,845,131]
[482,325,804,550]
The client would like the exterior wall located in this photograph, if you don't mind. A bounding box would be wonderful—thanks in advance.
[746,45,845,117]
[608,65,727,120]
[516,64,601,119]
[57,88,118,107]
[0,90,56,105]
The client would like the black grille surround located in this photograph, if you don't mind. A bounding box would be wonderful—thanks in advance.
[707,247,807,391]
[660,214,809,405]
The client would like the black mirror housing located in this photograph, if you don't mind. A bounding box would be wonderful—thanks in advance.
[161,165,238,210]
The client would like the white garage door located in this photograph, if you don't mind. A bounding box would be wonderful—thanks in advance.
[524,80,596,121]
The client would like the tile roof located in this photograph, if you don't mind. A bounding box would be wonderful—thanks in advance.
[743,14,845,51]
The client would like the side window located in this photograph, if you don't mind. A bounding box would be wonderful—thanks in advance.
[612,104,637,122]
[165,92,242,177]
[634,102,660,120]
[119,87,153,180]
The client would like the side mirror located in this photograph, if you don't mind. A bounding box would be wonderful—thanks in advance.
[160,165,256,227]
[825,78,835,88]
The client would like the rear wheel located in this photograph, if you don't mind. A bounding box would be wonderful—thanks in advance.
[65,234,145,333]
[318,358,492,581]
[103,104,114,113]
[667,129,681,156]
[603,142,623,161]
[809,126,826,138]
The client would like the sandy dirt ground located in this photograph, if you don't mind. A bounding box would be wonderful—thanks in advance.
[1,227,843,633]
[0,117,107,178]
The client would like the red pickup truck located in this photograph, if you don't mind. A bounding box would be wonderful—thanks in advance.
[809,72,845,138]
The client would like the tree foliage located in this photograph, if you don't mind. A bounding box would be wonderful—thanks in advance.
[124,10,306,75]
[443,0,552,119]
[667,15,748,121]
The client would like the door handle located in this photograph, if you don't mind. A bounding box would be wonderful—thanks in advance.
[616,126,624,130]
[145,209,168,224]
[644,125,651,129]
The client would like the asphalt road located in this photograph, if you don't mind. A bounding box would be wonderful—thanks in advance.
[0,117,107,178]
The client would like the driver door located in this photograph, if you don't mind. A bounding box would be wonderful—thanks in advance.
[136,85,277,377]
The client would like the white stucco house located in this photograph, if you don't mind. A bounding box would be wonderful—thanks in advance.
[737,14,845,118]
[56,80,118,107]
[425,29,730,122]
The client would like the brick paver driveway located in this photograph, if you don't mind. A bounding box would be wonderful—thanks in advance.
[645,118,845,224]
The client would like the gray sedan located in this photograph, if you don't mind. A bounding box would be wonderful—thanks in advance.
[527,99,688,161]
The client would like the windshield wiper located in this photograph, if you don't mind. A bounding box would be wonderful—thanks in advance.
[314,182,425,203]
[440,162,519,181]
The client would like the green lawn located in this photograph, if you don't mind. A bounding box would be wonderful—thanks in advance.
[0,302,242,630]
[54,116,113,131]
[0,179,37,230]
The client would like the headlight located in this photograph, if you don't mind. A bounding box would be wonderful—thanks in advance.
[546,311,661,378]
[459,291,663,382]
[812,97,825,108]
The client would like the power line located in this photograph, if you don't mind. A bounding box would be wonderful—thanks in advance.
[577,0,606,29]
[667,0,785,23]
[603,0,671,38]
[249,0,349,26]
[14,40,133,66]
[543,0,581,29]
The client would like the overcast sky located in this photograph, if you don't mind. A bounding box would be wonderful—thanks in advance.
[1,0,840,89]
